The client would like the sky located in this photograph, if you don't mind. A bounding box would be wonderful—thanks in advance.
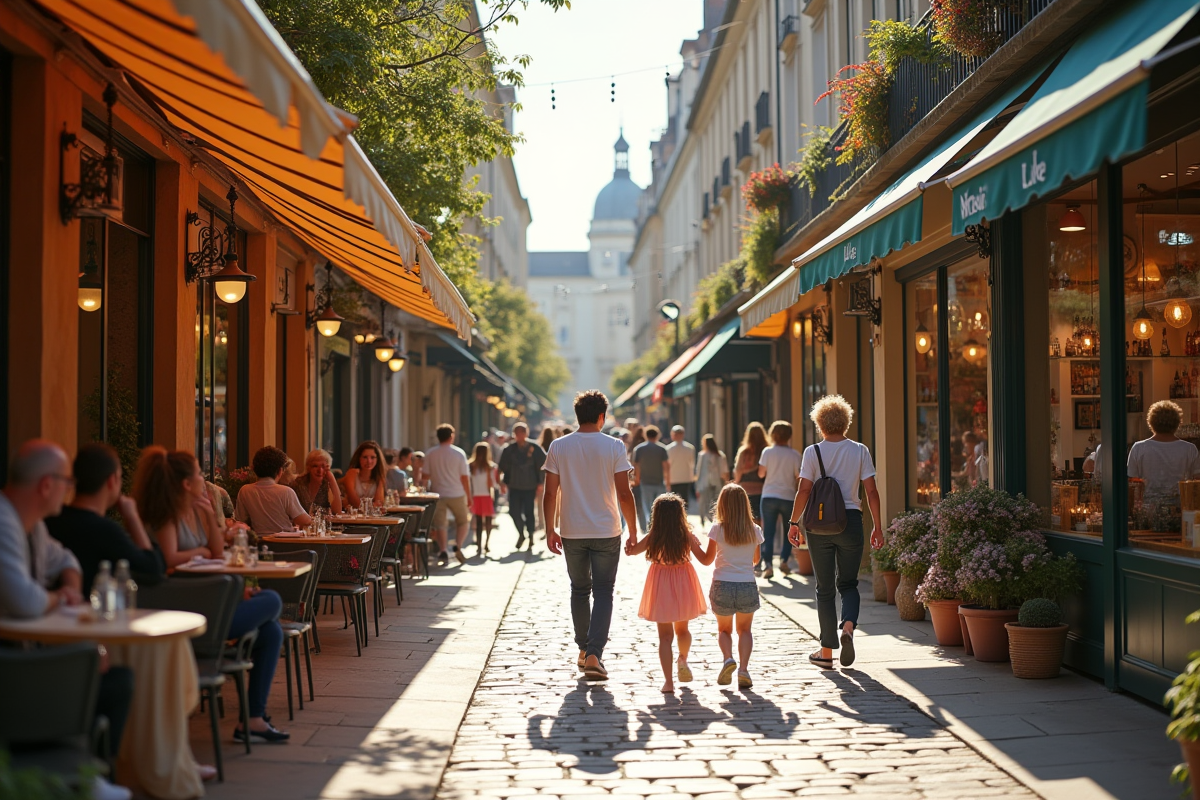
[491,1,705,252]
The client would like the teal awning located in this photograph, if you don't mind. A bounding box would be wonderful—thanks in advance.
[672,319,772,398]
[947,0,1200,234]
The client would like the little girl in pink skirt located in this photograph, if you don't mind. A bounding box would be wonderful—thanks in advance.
[626,493,708,692]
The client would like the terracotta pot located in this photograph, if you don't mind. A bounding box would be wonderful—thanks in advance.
[959,608,973,656]
[882,571,900,605]
[794,548,814,576]
[896,573,926,621]
[1179,740,1200,800]
[927,600,964,646]
[960,605,1019,662]
[872,564,888,603]
[1006,623,1068,679]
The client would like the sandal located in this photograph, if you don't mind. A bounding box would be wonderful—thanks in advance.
[808,649,834,669]
[677,660,693,683]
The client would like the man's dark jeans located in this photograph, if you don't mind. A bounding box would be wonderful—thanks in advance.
[759,496,794,569]
[562,536,622,659]
[807,510,864,649]
[509,488,537,538]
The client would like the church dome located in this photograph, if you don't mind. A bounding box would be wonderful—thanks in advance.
[592,130,642,221]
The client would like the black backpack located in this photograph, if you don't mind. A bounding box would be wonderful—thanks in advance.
[802,444,848,534]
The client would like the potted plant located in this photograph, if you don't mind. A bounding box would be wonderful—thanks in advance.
[1006,599,1070,679]
[875,538,901,605]
[1166,610,1200,800]
[917,563,963,646]
[793,545,814,575]
[894,519,935,621]
[871,551,888,603]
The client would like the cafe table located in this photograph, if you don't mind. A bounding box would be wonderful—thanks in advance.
[175,560,312,578]
[386,505,425,514]
[0,608,208,800]
[260,531,372,545]
[327,515,401,526]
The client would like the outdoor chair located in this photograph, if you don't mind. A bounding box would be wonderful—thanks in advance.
[379,511,421,604]
[315,539,373,656]
[259,549,321,718]
[359,524,391,636]
[0,643,107,789]
[139,574,241,781]
[406,502,438,580]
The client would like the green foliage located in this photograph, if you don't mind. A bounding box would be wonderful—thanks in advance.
[81,363,140,496]
[688,260,744,331]
[0,751,94,799]
[932,0,1020,59]
[1017,598,1062,628]
[865,18,948,73]
[795,125,834,198]
[474,280,569,402]
[883,510,935,579]
[741,208,782,289]
[741,165,791,214]
[1167,611,1200,744]
[874,546,898,573]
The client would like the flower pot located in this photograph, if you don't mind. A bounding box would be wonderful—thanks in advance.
[1179,740,1200,800]
[882,571,900,605]
[872,564,888,603]
[794,548,813,576]
[896,573,926,621]
[960,606,1019,662]
[1005,623,1069,679]
[927,600,964,646]
[959,608,973,656]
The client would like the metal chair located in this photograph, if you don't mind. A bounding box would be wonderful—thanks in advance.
[359,525,391,636]
[379,511,420,604]
[0,643,107,788]
[314,539,373,656]
[140,574,241,781]
[259,549,320,718]
[406,502,438,580]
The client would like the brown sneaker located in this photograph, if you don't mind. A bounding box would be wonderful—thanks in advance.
[455,548,467,565]
[576,650,586,669]
[779,560,792,576]
[583,655,608,681]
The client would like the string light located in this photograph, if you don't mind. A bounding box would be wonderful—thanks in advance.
[550,84,555,110]
[610,77,616,103]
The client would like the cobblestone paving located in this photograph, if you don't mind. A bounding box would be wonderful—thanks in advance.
[437,552,1038,800]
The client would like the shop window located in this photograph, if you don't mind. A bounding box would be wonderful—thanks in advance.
[795,313,828,448]
[1121,133,1200,558]
[904,259,993,508]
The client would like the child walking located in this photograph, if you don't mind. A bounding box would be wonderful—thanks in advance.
[627,493,708,693]
[696,484,764,688]
[469,443,497,555]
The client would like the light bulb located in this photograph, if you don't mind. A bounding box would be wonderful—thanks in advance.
[388,356,406,372]
[78,287,102,312]
[1133,309,1155,340]
[1165,298,1193,329]
[962,337,987,363]
[354,334,365,344]
[792,319,803,339]
[317,319,341,337]
[374,345,395,363]
[914,322,932,354]
[215,280,248,304]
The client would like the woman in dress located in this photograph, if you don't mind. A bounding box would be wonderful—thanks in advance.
[733,422,768,527]
[695,434,729,525]
[343,440,387,509]
[134,447,289,743]
[291,448,343,514]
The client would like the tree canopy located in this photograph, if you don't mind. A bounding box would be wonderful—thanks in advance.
[262,0,570,399]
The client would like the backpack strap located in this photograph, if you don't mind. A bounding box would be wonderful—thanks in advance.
[814,444,828,479]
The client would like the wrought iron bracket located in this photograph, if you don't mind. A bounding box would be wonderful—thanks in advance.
[184,186,239,285]
[844,272,881,327]
[60,84,119,224]
[964,222,992,259]
[812,281,834,346]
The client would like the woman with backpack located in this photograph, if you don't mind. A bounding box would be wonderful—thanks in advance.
[787,395,883,670]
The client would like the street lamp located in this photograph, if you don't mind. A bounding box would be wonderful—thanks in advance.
[658,299,682,356]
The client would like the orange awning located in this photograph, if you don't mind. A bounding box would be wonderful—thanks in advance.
[37,0,473,339]
[638,335,714,405]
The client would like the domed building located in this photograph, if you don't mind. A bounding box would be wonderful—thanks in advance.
[528,133,640,413]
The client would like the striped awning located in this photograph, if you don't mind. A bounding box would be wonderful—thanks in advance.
[37,0,473,339]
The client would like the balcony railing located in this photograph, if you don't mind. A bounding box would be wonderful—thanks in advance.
[778,14,799,49]
[755,92,771,134]
[721,156,731,187]
[780,0,1056,243]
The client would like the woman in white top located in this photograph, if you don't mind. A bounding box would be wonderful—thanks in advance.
[756,421,804,579]
[343,440,387,509]
[1128,400,1200,504]
[695,434,729,525]
[468,442,499,554]
[787,395,884,671]
[695,484,763,689]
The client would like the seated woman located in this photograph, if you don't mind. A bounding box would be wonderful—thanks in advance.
[134,447,290,743]
[1128,400,1200,505]
[291,449,343,514]
[235,446,312,533]
[343,440,387,509]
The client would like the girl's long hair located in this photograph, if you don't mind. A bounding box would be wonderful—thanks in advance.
[539,427,556,451]
[738,421,768,456]
[715,484,756,546]
[702,433,720,454]
[646,493,691,565]
[349,440,387,485]
[134,447,196,532]
[469,442,493,473]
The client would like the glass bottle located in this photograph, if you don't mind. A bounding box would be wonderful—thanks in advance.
[91,560,116,620]
[113,559,136,615]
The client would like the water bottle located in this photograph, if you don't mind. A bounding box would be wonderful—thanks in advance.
[233,529,249,567]
[91,561,116,620]
[113,560,136,615]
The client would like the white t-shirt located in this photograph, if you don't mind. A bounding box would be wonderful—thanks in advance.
[543,432,632,539]
[425,443,470,498]
[759,444,803,500]
[235,479,306,533]
[1128,438,1200,501]
[470,469,491,498]
[665,440,697,483]
[707,522,764,583]
[799,439,876,511]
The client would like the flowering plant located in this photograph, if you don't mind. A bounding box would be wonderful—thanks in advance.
[216,466,256,504]
[881,509,935,578]
[915,563,959,603]
[931,0,1020,59]
[741,164,792,214]
[956,530,1081,609]
[818,60,891,165]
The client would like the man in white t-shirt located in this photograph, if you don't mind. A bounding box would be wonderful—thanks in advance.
[756,421,803,578]
[665,426,697,509]
[235,446,312,533]
[425,424,472,565]
[544,390,639,682]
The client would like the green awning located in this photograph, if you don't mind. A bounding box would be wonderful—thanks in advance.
[672,319,772,398]
[795,199,923,296]
[948,0,1199,234]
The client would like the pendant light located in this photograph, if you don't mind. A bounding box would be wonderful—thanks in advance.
[373,299,396,363]
[388,355,407,373]
[962,336,987,364]
[308,261,344,337]
[1166,142,1193,329]
[1134,187,1156,341]
[914,320,932,354]
[78,223,103,312]
[1058,205,1087,232]
[211,188,256,304]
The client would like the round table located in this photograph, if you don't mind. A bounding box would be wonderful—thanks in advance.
[175,561,313,578]
[0,608,205,644]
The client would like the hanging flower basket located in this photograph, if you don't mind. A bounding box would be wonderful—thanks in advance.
[931,0,1020,60]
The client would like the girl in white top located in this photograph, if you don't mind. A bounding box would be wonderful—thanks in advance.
[468,443,499,554]
[695,484,764,689]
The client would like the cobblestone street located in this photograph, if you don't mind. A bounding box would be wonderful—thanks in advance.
[438,551,1036,800]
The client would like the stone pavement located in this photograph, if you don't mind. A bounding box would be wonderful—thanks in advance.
[758,571,1179,800]
[438,551,1037,800]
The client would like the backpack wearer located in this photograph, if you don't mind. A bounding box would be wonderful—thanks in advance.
[802,444,848,534]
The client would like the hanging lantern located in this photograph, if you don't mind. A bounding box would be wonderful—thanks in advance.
[914,321,932,354]
[1132,307,1156,340]
[388,354,407,373]
[962,337,987,364]
[1165,297,1193,329]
